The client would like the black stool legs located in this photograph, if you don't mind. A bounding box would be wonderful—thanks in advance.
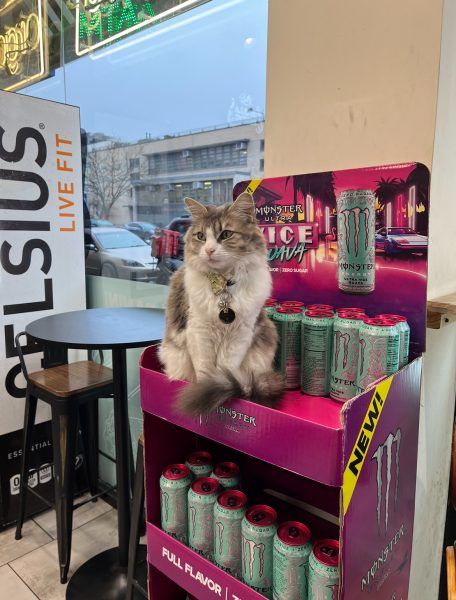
[126,438,147,600]
[79,400,99,500]
[15,392,38,541]
[51,401,79,584]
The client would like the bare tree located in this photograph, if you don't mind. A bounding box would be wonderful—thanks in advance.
[85,144,131,219]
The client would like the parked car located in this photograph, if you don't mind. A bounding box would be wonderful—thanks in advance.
[375,227,428,255]
[85,227,157,281]
[150,216,192,284]
[124,221,157,242]
[151,216,192,259]
[85,218,115,228]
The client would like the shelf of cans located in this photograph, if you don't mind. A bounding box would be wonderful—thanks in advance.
[148,447,339,600]
[265,300,410,401]
[141,341,422,599]
[158,452,339,599]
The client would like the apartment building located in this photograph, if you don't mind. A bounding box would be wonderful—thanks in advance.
[86,120,264,227]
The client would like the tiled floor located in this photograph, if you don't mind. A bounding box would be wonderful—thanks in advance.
[0,494,115,600]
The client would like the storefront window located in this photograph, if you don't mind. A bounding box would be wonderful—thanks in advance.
[10,0,267,485]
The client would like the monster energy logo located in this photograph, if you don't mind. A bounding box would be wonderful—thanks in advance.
[189,505,197,538]
[334,330,350,369]
[372,429,401,531]
[161,491,169,522]
[243,538,265,579]
[215,521,224,554]
[359,338,366,376]
[340,207,371,257]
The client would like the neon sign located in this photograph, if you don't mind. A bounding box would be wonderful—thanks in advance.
[76,0,209,56]
[0,0,48,91]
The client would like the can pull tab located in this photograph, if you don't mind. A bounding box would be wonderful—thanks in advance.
[227,497,237,507]
[288,526,299,538]
[321,546,337,558]
[170,467,181,475]
[221,465,230,473]
[201,482,211,493]
[252,512,265,522]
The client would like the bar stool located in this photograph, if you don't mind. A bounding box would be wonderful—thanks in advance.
[14,332,114,584]
[126,434,147,600]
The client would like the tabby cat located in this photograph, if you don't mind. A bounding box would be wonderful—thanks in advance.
[159,193,284,415]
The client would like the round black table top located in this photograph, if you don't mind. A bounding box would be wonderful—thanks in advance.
[25,307,164,350]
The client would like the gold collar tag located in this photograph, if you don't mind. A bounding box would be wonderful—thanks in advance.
[206,272,227,296]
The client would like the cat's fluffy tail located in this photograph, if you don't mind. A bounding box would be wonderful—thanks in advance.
[175,370,284,416]
[251,371,285,408]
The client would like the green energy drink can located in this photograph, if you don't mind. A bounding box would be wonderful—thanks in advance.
[273,521,312,600]
[377,314,410,368]
[335,307,365,316]
[188,477,219,560]
[357,318,400,392]
[185,450,213,479]
[264,298,279,318]
[281,301,306,309]
[330,313,363,402]
[273,307,303,389]
[301,310,334,396]
[211,462,240,490]
[307,304,334,313]
[308,539,339,599]
[160,464,192,544]
[242,505,277,599]
[337,189,376,294]
[214,490,247,578]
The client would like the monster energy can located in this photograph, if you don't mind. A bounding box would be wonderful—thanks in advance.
[307,304,334,313]
[337,189,376,294]
[356,318,400,393]
[308,539,339,600]
[273,521,313,600]
[265,298,279,318]
[281,300,306,309]
[335,307,366,316]
[330,313,364,402]
[160,464,192,544]
[188,477,219,560]
[273,307,303,389]
[211,462,240,490]
[185,450,213,479]
[214,490,247,578]
[377,314,410,368]
[241,505,277,599]
[301,310,334,396]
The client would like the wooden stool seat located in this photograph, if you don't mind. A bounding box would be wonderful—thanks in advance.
[29,361,113,397]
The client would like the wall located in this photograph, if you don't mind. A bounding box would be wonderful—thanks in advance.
[265,1,454,598]
[426,0,456,299]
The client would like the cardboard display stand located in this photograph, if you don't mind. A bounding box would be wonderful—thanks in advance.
[140,163,429,599]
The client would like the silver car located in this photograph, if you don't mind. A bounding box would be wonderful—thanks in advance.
[85,227,157,281]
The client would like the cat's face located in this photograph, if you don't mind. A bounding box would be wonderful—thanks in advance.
[183,193,265,273]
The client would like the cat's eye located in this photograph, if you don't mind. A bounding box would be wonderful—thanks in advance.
[195,232,206,241]
[219,230,234,241]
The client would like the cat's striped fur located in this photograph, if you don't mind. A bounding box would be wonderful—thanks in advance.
[159,193,284,416]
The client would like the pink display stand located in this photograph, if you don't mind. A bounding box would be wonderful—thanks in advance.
[141,347,421,599]
[141,163,429,599]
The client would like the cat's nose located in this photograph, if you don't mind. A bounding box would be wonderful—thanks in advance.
[205,247,215,256]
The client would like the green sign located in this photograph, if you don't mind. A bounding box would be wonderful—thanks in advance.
[76,0,209,56]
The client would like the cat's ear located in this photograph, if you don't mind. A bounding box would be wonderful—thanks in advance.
[184,197,207,220]
[229,192,255,222]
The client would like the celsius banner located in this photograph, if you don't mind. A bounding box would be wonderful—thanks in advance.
[0,90,86,525]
